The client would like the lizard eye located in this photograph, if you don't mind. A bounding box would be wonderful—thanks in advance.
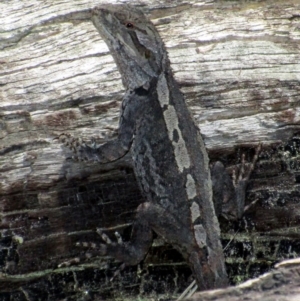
[125,22,134,28]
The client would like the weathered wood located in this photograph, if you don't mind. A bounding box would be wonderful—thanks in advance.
[187,258,300,301]
[1,0,300,300]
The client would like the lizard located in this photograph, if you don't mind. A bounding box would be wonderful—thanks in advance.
[57,4,260,291]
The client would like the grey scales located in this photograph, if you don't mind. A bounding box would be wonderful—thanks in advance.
[58,4,260,291]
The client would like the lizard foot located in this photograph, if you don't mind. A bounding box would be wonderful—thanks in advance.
[54,133,85,161]
[232,143,262,187]
[70,230,126,259]
[57,231,118,268]
[76,230,127,280]
[217,143,262,221]
[55,133,103,162]
[57,251,97,268]
[231,143,262,218]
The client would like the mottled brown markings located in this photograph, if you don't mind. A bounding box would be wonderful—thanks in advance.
[35,110,79,127]
[2,110,30,122]
[83,100,119,115]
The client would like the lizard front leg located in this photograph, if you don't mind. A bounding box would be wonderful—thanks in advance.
[56,90,144,163]
[57,133,130,163]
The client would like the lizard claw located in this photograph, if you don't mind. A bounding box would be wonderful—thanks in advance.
[55,133,85,153]
[233,143,262,187]
[57,238,109,268]
[58,257,80,268]
[100,232,112,244]
[114,232,123,244]
[97,229,123,245]
[56,133,107,163]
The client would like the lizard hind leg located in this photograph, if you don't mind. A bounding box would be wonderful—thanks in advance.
[58,222,152,274]
[93,204,154,268]
[91,201,191,271]
[58,203,154,274]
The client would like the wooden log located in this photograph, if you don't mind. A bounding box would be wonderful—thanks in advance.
[1,0,300,299]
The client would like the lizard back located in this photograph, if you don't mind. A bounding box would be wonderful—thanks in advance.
[89,5,228,290]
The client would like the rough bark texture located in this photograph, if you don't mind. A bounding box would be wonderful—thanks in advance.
[187,258,300,301]
[1,0,300,300]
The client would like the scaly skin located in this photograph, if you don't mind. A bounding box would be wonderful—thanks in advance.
[57,5,260,291]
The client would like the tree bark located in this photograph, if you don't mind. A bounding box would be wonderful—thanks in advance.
[1,0,300,300]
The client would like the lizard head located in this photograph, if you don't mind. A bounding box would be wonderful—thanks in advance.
[91,5,168,90]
